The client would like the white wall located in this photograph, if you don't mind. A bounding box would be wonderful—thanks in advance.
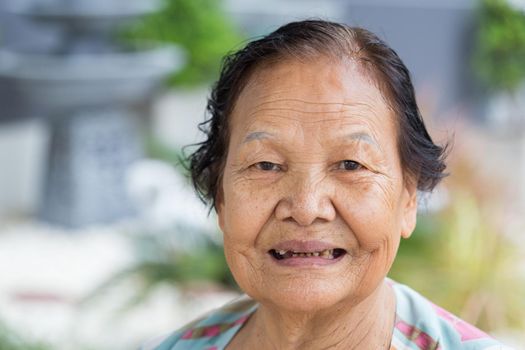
[0,119,48,217]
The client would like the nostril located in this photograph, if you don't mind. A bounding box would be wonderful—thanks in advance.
[274,190,336,226]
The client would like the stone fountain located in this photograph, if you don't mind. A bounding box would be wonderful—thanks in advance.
[0,0,183,227]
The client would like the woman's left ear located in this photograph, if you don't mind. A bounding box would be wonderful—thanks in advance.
[401,182,418,239]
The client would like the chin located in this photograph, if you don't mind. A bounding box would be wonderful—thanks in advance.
[249,279,355,314]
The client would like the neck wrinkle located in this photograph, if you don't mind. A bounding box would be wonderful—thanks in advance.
[241,280,395,350]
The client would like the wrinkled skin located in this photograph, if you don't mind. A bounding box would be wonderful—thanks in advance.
[217,57,418,349]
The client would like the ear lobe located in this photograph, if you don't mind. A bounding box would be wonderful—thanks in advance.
[215,189,226,232]
[217,204,226,232]
[217,208,225,232]
[401,184,418,239]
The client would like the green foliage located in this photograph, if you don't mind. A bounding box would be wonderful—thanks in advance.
[128,233,237,289]
[473,0,525,91]
[390,186,525,332]
[86,232,237,311]
[0,321,51,350]
[145,134,190,171]
[126,0,243,87]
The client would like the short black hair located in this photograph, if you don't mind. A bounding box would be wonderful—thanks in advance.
[188,19,448,211]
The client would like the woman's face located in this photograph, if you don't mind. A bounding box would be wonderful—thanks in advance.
[217,58,417,312]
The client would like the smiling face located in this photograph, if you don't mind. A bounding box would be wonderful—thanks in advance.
[217,57,418,313]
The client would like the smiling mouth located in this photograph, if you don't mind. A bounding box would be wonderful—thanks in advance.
[269,248,346,260]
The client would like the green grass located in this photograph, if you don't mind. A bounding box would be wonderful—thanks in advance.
[0,321,51,350]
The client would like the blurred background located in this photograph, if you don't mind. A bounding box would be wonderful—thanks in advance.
[0,0,524,348]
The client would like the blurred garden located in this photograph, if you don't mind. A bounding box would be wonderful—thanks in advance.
[0,0,524,349]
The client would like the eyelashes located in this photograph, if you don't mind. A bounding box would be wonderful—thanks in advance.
[337,160,363,171]
[253,161,282,172]
[252,160,364,172]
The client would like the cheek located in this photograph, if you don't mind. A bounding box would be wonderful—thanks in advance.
[220,180,277,296]
[337,180,403,252]
[221,179,279,246]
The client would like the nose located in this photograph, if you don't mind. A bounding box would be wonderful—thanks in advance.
[275,172,337,226]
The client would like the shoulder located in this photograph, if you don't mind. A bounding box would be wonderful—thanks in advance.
[389,279,514,350]
[140,295,257,350]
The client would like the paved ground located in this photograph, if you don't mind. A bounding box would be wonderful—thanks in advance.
[0,217,238,350]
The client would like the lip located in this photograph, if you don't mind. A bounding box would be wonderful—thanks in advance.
[269,253,346,267]
[270,240,342,253]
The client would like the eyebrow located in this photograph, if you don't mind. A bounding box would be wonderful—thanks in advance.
[346,132,378,147]
[242,131,275,144]
[243,131,378,148]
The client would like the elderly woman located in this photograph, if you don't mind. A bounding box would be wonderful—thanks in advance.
[147,20,510,349]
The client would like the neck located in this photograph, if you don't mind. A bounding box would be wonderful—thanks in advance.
[229,280,396,350]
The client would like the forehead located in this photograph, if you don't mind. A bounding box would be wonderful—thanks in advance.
[229,58,395,137]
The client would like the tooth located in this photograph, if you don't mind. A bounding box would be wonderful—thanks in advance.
[278,250,286,255]
[313,252,319,257]
[306,252,312,257]
[292,253,298,257]
[321,250,330,257]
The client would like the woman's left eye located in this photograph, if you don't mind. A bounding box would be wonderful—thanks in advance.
[338,160,363,171]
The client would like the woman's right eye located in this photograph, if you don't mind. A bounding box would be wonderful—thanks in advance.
[254,161,280,171]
